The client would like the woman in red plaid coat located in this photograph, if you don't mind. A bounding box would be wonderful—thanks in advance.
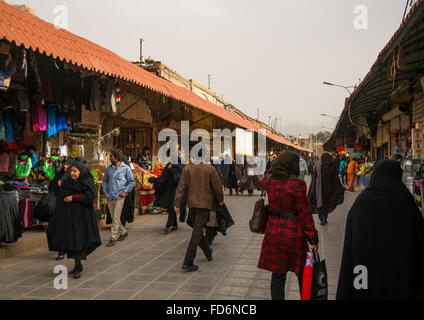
[258,151,319,300]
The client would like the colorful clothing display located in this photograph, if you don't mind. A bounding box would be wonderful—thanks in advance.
[43,156,59,181]
[56,112,68,132]
[47,105,57,137]
[15,155,32,180]
[0,111,5,141]
[0,152,9,172]
[4,109,14,142]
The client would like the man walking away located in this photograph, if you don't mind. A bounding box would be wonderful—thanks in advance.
[299,155,308,180]
[103,149,135,247]
[174,155,224,272]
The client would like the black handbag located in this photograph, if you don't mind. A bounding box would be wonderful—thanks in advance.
[249,175,271,234]
[310,251,328,300]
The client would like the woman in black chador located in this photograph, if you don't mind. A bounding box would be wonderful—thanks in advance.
[46,160,101,279]
[337,160,424,300]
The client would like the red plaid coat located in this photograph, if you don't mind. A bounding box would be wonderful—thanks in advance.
[258,175,318,275]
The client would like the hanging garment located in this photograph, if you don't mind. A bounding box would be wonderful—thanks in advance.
[15,155,32,180]
[91,77,117,113]
[47,105,57,137]
[37,104,47,132]
[30,100,39,131]
[35,53,54,103]
[0,152,9,172]
[4,109,14,142]
[23,120,35,146]
[0,111,5,141]
[56,112,68,132]
[20,198,32,228]
[43,157,58,181]
[0,191,22,243]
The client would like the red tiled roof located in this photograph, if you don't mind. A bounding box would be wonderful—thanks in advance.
[0,0,309,152]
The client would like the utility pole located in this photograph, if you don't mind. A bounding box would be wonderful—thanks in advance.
[268,116,271,126]
[139,38,145,67]
[208,74,211,89]
[257,108,259,120]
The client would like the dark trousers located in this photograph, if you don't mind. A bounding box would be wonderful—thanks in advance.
[184,208,212,266]
[205,226,218,245]
[179,198,187,222]
[271,272,303,300]
[166,208,178,229]
[229,188,239,195]
[340,171,348,185]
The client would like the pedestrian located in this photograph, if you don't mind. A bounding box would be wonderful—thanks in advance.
[102,149,135,247]
[258,151,319,300]
[137,146,151,170]
[347,156,359,192]
[174,152,224,272]
[299,155,308,180]
[337,160,424,299]
[307,156,314,176]
[333,153,341,176]
[46,160,102,279]
[339,156,349,185]
[105,151,136,228]
[391,153,404,166]
[49,158,70,261]
[222,155,242,196]
[239,155,261,196]
[308,152,345,225]
[150,159,184,234]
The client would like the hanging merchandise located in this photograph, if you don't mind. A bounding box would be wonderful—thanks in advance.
[4,109,14,142]
[43,155,59,181]
[26,145,37,169]
[0,191,22,243]
[0,151,9,173]
[91,76,117,113]
[20,198,32,228]
[15,153,32,180]
[59,144,68,157]
[0,111,5,141]
[37,103,47,131]
[0,39,16,89]
[47,105,57,137]
[23,119,35,146]
[56,112,68,132]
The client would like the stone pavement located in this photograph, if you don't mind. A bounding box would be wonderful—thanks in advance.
[0,177,359,300]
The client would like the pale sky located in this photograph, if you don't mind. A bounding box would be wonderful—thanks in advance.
[6,0,410,130]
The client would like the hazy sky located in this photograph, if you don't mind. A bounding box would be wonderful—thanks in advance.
[6,0,411,129]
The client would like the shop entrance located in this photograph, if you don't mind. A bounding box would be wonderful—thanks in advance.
[114,128,152,161]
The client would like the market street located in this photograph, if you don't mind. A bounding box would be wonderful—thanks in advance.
[0,179,359,300]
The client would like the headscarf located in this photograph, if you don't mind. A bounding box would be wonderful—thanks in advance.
[60,160,96,201]
[270,151,299,179]
[369,159,403,193]
[336,159,424,299]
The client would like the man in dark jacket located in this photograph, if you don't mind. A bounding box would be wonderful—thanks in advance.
[174,158,224,272]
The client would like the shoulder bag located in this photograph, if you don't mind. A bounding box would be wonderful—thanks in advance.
[249,174,271,234]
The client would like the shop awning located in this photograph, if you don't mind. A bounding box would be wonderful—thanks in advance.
[0,0,310,152]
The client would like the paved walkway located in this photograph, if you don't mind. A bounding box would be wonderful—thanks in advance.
[0,178,359,300]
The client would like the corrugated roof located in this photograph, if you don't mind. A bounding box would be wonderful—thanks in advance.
[0,0,310,152]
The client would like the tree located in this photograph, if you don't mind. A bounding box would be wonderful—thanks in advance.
[312,131,332,143]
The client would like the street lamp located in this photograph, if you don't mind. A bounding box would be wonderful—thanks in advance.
[323,81,355,95]
[321,113,338,119]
